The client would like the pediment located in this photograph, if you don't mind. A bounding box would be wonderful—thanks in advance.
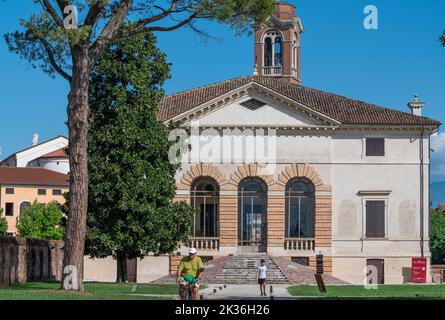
[178,84,339,128]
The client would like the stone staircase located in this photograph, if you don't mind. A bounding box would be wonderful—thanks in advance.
[211,255,290,284]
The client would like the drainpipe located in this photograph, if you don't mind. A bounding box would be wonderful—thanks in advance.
[420,127,425,258]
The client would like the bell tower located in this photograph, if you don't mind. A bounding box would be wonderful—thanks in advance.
[253,2,304,84]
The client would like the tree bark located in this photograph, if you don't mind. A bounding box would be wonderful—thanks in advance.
[61,45,90,292]
[116,252,128,283]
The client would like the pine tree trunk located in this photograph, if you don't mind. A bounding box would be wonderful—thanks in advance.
[61,46,90,292]
[116,253,128,283]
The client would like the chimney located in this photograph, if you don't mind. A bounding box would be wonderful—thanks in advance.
[407,94,425,116]
[32,133,39,147]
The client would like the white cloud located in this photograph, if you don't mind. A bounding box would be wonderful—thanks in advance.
[431,132,445,181]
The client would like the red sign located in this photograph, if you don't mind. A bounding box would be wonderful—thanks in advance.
[412,258,427,283]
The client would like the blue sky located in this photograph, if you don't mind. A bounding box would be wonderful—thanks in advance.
[0,0,444,181]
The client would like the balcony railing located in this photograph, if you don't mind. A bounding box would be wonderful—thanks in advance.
[284,238,315,251]
[189,237,220,251]
[263,66,283,76]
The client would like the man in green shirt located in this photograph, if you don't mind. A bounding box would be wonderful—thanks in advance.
[177,247,204,300]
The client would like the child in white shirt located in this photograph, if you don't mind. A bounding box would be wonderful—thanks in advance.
[256,259,268,296]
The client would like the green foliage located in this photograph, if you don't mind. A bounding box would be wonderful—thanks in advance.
[86,32,196,259]
[193,0,276,34]
[17,201,65,240]
[4,0,275,79]
[431,208,445,264]
[0,209,7,237]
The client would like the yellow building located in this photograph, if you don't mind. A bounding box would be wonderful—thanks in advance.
[0,167,69,235]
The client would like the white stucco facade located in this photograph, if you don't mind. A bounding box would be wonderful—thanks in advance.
[170,87,438,285]
[0,136,69,174]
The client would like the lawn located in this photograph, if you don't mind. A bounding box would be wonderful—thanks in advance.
[287,285,445,300]
[0,282,182,300]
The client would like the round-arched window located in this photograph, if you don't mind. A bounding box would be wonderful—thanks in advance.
[19,201,31,220]
[285,178,315,238]
[238,178,268,248]
[263,30,283,68]
[191,178,219,238]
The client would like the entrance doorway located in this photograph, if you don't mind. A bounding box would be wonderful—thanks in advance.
[126,258,137,283]
[367,259,384,284]
[238,178,267,252]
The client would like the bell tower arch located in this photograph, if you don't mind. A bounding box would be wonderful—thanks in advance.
[254,2,304,84]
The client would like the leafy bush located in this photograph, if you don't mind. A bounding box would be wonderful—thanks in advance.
[431,209,445,264]
[17,201,65,240]
[0,209,7,236]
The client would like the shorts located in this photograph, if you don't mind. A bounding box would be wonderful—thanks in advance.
[258,278,266,285]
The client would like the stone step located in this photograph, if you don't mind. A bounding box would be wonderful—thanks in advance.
[214,255,289,284]
[203,254,290,285]
[211,280,290,284]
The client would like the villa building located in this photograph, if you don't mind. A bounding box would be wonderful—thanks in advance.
[158,3,441,284]
[0,167,69,235]
[1,135,69,175]
[0,135,70,235]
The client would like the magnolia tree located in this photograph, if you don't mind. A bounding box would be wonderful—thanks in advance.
[5,0,275,291]
[87,32,196,283]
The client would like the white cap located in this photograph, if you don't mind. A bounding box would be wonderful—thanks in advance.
[188,247,197,254]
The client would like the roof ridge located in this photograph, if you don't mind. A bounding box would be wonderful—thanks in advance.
[0,135,68,164]
[158,75,440,126]
[252,76,440,124]
[163,75,252,99]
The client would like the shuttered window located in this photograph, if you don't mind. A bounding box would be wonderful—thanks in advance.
[366,138,385,156]
[5,203,14,216]
[366,200,385,238]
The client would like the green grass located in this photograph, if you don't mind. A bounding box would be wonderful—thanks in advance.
[287,285,445,300]
[0,282,182,300]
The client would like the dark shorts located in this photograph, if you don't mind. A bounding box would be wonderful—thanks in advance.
[258,278,266,285]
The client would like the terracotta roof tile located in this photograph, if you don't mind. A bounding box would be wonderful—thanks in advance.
[39,148,68,159]
[0,167,69,187]
[158,76,441,126]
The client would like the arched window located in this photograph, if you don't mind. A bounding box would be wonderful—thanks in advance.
[263,30,283,69]
[19,201,31,220]
[191,178,219,237]
[264,37,273,67]
[285,178,315,238]
[274,37,282,66]
[238,178,267,248]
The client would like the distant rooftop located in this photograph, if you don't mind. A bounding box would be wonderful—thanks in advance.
[0,167,69,187]
[39,148,68,159]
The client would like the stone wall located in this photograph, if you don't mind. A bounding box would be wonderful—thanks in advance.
[0,237,64,286]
